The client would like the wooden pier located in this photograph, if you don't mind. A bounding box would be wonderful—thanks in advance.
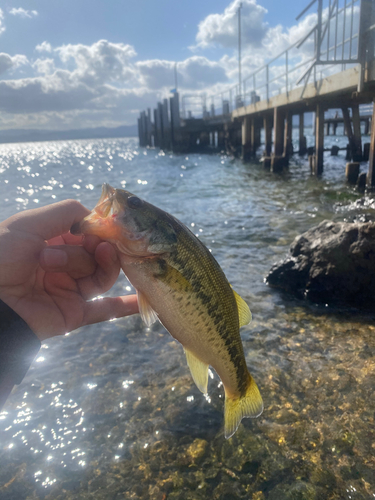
[138,0,375,190]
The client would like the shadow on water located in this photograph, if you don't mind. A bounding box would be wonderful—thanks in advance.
[0,137,375,499]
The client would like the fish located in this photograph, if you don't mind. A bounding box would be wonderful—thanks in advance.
[73,183,263,438]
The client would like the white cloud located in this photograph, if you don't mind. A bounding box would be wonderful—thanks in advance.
[0,52,28,75]
[9,7,38,19]
[0,74,97,114]
[32,58,55,75]
[36,41,52,53]
[56,40,137,85]
[137,56,228,90]
[0,8,5,35]
[193,0,268,50]
[0,54,13,75]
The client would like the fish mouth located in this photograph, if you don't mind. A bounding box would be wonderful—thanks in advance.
[71,183,124,236]
[70,184,149,256]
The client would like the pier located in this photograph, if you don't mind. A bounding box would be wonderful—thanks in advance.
[138,0,375,190]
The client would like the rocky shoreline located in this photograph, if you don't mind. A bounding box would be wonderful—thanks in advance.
[266,219,375,310]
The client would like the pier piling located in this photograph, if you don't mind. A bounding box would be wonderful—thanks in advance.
[367,101,375,190]
[346,162,360,184]
[313,104,325,176]
[351,105,363,161]
[284,111,293,163]
[299,113,307,155]
[264,115,272,156]
[252,118,261,156]
[271,107,285,172]
[241,117,252,161]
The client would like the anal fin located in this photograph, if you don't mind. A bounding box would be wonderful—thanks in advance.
[184,349,209,394]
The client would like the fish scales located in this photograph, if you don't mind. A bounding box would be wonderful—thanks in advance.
[74,184,263,438]
[164,229,250,396]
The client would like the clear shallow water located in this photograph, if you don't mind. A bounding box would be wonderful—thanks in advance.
[0,136,374,499]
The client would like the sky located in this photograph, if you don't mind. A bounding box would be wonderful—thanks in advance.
[0,0,322,131]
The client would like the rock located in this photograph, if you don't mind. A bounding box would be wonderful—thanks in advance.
[186,438,208,462]
[266,220,375,310]
[268,480,317,500]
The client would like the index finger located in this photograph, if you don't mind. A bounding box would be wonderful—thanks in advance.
[5,200,90,241]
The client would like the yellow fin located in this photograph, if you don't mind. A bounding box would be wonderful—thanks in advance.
[232,289,252,327]
[224,374,263,439]
[184,349,209,394]
[137,290,158,327]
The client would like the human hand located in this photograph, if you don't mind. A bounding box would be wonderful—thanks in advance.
[0,200,139,341]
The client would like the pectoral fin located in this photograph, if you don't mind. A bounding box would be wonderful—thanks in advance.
[232,289,252,327]
[184,349,209,394]
[137,290,158,327]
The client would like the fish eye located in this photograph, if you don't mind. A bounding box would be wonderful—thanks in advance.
[127,196,144,209]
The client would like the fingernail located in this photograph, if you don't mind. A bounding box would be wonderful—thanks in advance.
[70,222,82,235]
[43,248,68,267]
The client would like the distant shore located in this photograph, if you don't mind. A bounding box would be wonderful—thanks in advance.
[0,124,137,145]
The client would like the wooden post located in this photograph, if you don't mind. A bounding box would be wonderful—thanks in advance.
[218,129,225,150]
[351,104,363,161]
[162,99,171,150]
[156,105,163,148]
[364,118,370,135]
[284,111,293,164]
[346,162,360,184]
[147,108,152,146]
[299,113,307,155]
[251,117,261,156]
[170,92,181,151]
[314,104,324,175]
[200,131,209,147]
[342,107,355,161]
[358,0,374,91]
[153,109,159,147]
[363,142,370,161]
[264,114,272,156]
[241,116,252,161]
[367,101,375,190]
[272,107,285,172]
[358,172,367,191]
[273,107,284,156]
[139,112,147,147]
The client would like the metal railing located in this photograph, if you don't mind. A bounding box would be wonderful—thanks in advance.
[181,0,371,119]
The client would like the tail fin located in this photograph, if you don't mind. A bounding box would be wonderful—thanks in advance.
[224,374,263,439]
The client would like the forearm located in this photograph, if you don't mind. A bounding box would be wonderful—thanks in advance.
[0,300,41,411]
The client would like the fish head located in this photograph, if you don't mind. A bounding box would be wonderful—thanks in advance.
[73,183,178,257]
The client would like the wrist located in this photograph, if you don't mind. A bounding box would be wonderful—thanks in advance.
[0,299,41,387]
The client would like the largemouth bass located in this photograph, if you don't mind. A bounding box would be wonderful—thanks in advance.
[74,184,263,438]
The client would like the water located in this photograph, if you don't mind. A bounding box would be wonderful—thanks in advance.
[0,136,374,500]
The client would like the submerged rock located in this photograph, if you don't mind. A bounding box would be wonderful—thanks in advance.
[266,220,375,310]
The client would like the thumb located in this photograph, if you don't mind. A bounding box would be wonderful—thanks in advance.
[5,200,90,241]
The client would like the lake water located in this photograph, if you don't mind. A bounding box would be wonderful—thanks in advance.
[0,135,374,500]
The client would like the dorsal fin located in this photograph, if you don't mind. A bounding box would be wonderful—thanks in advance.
[232,289,252,327]
[137,290,158,327]
[184,348,209,394]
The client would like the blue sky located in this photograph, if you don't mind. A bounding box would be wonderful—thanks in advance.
[0,0,318,130]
